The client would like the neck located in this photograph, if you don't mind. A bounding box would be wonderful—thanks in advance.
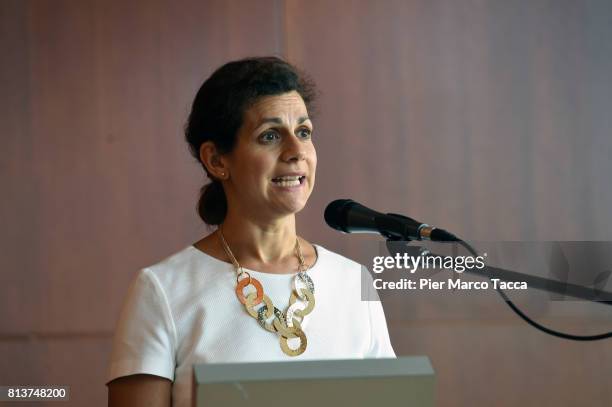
[220,207,298,265]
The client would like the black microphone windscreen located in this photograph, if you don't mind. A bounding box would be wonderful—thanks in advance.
[324,199,355,232]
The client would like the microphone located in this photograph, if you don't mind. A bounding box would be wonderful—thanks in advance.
[324,199,459,242]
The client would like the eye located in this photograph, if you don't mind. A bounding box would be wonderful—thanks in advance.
[297,127,312,139]
[259,130,280,144]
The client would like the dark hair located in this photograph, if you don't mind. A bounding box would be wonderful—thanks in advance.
[185,56,317,225]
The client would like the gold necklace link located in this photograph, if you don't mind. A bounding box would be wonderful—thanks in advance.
[216,226,314,356]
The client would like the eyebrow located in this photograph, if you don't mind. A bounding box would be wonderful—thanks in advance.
[257,116,310,127]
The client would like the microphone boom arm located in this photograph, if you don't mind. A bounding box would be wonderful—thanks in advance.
[386,242,612,305]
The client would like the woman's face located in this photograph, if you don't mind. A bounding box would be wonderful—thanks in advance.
[222,90,317,221]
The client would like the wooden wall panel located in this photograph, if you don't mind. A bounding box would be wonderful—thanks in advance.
[285,0,612,406]
[289,0,612,244]
[1,0,612,406]
[0,337,111,406]
[0,0,280,404]
[1,0,34,335]
[0,0,280,334]
[392,322,612,406]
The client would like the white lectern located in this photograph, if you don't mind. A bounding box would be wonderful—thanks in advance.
[192,357,435,406]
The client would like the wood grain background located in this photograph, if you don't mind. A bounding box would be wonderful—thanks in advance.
[1,0,611,405]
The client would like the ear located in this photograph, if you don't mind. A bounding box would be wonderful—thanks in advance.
[199,141,229,180]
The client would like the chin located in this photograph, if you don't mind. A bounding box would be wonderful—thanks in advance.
[275,198,309,216]
[268,187,312,216]
[284,202,308,215]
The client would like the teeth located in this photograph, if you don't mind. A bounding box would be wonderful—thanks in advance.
[275,180,300,187]
[274,176,301,181]
[272,176,303,187]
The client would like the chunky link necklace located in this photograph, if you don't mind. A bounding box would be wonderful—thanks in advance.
[218,228,315,356]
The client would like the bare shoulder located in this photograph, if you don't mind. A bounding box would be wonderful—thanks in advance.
[107,374,172,407]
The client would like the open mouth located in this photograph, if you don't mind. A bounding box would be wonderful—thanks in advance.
[271,175,306,187]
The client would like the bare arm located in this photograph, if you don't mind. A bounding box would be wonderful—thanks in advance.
[108,374,172,407]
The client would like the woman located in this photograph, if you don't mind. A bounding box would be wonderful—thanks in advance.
[106,57,395,407]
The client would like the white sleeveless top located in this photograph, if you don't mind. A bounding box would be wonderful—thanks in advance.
[107,244,395,407]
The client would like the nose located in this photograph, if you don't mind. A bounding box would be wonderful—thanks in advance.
[281,135,306,163]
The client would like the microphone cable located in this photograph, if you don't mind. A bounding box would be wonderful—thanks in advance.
[457,239,612,341]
